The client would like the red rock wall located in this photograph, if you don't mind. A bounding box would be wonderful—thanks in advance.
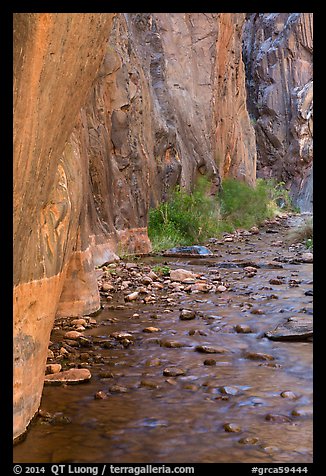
[13,12,256,439]
[243,13,313,210]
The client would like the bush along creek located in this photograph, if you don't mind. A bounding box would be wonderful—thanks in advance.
[14,180,313,464]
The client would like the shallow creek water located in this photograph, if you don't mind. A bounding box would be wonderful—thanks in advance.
[14,216,313,463]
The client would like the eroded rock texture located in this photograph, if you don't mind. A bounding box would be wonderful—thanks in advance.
[13,12,255,439]
[243,13,313,210]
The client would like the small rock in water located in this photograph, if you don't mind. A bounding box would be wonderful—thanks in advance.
[280,391,297,399]
[244,352,275,361]
[265,413,292,423]
[44,368,91,385]
[47,349,54,359]
[217,285,227,292]
[238,436,259,445]
[235,324,252,333]
[64,331,83,339]
[250,308,264,315]
[170,269,198,282]
[94,391,108,400]
[71,318,87,326]
[110,331,133,340]
[196,345,227,354]
[301,252,313,263]
[269,278,284,285]
[223,423,242,433]
[160,340,188,348]
[291,406,313,417]
[143,327,161,333]
[102,283,115,292]
[219,386,239,396]
[163,367,186,377]
[45,364,62,375]
[125,292,139,301]
[244,266,258,273]
[180,309,197,320]
[204,359,216,366]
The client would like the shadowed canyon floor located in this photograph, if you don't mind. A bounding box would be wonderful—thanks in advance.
[14,214,313,463]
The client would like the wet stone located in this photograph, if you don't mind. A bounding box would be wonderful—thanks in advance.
[44,368,91,385]
[204,359,216,366]
[280,391,297,399]
[109,385,128,393]
[219,386,240,396]
[244,352,275,361]
[196,345,227,354]
[94,391,108,400]
[180,309,197,320]
[265,413,292,423]
[223,423,242,433]
[64,331,83,339]
[235,324,252,333]
[160,340,188,348]
[291,406,313,417]
[163,367,186,377]
[269,278,284,285]
[238,437,259,445]
[145,358,161,367]
[45,364,62,375]
[143,327,161,333]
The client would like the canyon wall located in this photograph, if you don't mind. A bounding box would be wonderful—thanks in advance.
[13,12,256,439]
[243,13,313,211]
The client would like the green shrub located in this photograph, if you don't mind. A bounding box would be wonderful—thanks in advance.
[148,176,295,252]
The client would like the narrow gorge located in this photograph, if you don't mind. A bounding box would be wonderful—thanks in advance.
[13,13,313,463]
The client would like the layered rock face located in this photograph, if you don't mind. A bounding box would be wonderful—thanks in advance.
[243,13,313,210]
[13,12,255,439]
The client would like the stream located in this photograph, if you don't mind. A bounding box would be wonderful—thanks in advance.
[13,214,313,463]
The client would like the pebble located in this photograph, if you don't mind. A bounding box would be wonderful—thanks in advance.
[125,292,139,301]
[180,309,197,320]
[244,352,275,361]
[235,324,252,333]
[269,278,284,285]
[110,331,133,340]
[102,283,115,292]
[98,371,114,379]
[163,367,186,377]
[71,318,87,326]
[219,386,239,396]
[261,446,280,454]
[170,269,198,283]
[59,347,69,356]
[280,391,297,399]
[196,345,227,354]
[143,327,161,333]
[250,308,264,315]
[94,391,108,400]
[238,436,259,445]
[301,252,313,263]
[204,359,216,366]
[244,266,258,273]
[223,423,242,433]
[217,285,227,292]
[183,384,199,391]
[250,226,259,234]
[47,349,54,359]
[291,406,313,417]
[64,331,83,339]
[265,413,292,423]
[45,364,62,375]
[44,368,91,385]
[160,340,187,348]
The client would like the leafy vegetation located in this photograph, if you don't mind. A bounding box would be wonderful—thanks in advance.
[148,176,296,252]
[152,265,171,276]
[287,216,313,248]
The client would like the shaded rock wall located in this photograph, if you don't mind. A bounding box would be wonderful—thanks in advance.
[13,13,115,440]
[243,13,313,210]
[13,12,255,439]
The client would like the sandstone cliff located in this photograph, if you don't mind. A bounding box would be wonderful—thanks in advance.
[243,13,313,211]
[13,12,256,439]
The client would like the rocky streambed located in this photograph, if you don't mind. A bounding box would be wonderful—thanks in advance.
[14,213,313,463]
